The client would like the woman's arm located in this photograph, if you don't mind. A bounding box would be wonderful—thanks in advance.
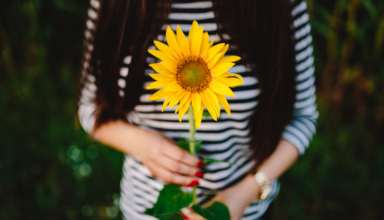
[89,120,203,187]
[255,0,320,180]
[225,139,299,207]
[235,0,319,195]
[195,140,300,220]
[258,0,319,180]
[280,0,319,156]
[77,0,203,187]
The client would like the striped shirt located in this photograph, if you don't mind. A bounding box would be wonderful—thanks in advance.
[78,0,319,219]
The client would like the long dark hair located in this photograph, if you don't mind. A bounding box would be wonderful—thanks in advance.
[79,0,295,166]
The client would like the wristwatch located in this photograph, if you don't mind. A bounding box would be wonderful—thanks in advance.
[253,171,272,200]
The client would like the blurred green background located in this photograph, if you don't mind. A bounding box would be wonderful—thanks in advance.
[1,0,383,219]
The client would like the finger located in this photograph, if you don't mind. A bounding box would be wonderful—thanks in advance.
[162,144,201,167]
[145,161,161,177]
[157,155,202,177]
[153,165,198,186]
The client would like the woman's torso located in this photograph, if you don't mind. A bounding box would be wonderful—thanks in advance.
[119,0,279,219]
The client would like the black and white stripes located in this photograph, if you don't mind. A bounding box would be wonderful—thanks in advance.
[77,0,318,219]
[78,0,100,133]
[281,0,319,155]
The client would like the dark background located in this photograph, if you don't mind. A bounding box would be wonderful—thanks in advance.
[1,0,383,219]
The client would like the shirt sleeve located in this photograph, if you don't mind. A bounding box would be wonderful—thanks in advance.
[78,0,134,134]
[77,0,102,134]
[281,0,320,155]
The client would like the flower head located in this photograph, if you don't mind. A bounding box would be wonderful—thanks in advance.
[146,20,244,128]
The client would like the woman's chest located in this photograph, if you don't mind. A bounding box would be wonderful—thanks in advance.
[126,0,261,125]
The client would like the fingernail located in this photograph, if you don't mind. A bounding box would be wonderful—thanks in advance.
[180,212,190,220]
[196,160,204,168]
[185,179,199,187]
[194,171,204,178]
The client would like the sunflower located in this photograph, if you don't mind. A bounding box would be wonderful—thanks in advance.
[145,20,244,128]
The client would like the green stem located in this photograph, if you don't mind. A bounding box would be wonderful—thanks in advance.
[188,106,197,205]
[188,106,196,154]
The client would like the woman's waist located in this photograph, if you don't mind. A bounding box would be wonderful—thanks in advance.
[122,152,256,192]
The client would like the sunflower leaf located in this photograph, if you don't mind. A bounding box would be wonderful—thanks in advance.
[195,140,203,153]
[192,202,230,220]
[177,138,190,152]
[177,138,203,154]
[145,184,193,220]
[201,156,233,166]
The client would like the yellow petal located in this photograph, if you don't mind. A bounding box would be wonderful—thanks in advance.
[220,55,241,63]
[177,103,190,122]
[161,60,177,74]
[209,80,235,96]
[148,89,171,101]
[208,44,229,68]
[222,72,243,79]
[211,62,235,76]
[176,93,192,122]
[219,44,229,54]
[176,92,191,112]
[153,40,179,60]
[145,81,165,90]
[168,91,186,108]
[148,49,176,63]
[191,93,203,128]
[207,51,226,69]
[176,25,189,57]
[150,63,176,75]
[162,97,171,111]
[201,89,220,120]
[200,32,210,59]
[217,73,244,87]
[166,26,182,57]
[207,43,225,61]
[163,81,182,92]
[207,88,221,119]
[153,40,168,51]
[148,73,174,81]
[217,94,231,115]
[189,20,203,57]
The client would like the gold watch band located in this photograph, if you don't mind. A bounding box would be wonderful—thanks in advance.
[253,171,272,200]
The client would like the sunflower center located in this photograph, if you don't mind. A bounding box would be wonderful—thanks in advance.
[176,58,211,92]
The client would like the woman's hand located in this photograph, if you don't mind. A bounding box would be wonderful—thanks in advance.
[131,128,204,186]
[181,174,261,220]
[92,120,203,186]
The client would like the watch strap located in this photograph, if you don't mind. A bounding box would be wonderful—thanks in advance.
[253,171,272,200]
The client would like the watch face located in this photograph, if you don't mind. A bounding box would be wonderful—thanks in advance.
[260,185,272,200]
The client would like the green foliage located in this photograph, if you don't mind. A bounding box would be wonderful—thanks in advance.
[146,138,230,219]
[192,202,230,220]
[145,184,193,220]
[145,184,230,220]
[1,0,123,219]
[177,138,229,165]
[0,0,383,219]
[177,138,202,152]
[269,1,384,219]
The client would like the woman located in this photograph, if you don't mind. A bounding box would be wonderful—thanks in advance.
[77,0,319,219]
